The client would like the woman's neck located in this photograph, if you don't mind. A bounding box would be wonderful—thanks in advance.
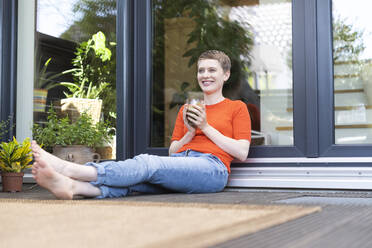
[203,93,225,105]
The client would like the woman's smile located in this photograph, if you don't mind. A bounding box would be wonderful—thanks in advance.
[201,79,214,87]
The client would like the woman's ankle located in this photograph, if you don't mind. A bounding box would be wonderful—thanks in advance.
[66,163,98,182]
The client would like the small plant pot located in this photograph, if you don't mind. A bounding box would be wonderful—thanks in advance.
[1,172,24,192]
[60,98,102,124]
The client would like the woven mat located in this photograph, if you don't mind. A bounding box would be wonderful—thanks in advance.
[0,199,320,248]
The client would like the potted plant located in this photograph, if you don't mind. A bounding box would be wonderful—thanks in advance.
[0,137,33,192]
[32,107,112,163]
[59,31,112,123]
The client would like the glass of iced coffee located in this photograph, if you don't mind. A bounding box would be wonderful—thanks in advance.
[186,95,204,127]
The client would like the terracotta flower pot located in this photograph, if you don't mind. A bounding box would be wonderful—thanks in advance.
[1,172,24,192]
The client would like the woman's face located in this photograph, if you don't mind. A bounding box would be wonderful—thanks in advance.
[197,59,230,95]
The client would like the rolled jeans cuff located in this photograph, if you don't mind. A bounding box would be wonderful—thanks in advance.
[85,161,106,186]
[94,185,109,199]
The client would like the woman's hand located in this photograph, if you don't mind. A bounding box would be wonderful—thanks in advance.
[185,104,208,130]
[169,106,197,155]
[183,104,196,133]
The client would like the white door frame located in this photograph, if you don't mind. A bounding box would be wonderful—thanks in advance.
[228,157,372,190]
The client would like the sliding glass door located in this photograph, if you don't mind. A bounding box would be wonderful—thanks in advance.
[318,0,372,157]
[132,0,313,158]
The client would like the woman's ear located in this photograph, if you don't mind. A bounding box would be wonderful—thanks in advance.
[224,71,231,82]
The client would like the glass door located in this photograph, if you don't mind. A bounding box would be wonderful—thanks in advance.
[133,0,312,158]
[33,0,117,159]
[333,0,372,145]
[318,0,372,156]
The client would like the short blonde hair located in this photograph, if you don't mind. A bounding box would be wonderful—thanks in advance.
[197,50,231,72]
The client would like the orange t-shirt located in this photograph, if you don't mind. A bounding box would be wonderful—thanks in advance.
[171,98,251,172]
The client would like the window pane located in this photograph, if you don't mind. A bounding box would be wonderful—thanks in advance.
[333,0,372,144]
[151,0,293,147]
[34,0,117,159]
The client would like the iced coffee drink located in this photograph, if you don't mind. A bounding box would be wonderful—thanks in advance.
[186,98,204,127]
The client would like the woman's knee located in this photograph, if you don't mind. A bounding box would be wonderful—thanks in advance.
[133,154,153,165]
[133,154,163,170]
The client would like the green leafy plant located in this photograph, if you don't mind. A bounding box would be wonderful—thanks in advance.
[61,31,112,99]
[32,107,112,150]
[60,3,118,127]
[61,80,109,99]
[0,137,33,173]
[35,57,65,90]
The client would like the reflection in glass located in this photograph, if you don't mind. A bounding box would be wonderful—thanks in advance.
[151,0,293,147]
[34,0,117,159]
[333,0,372,144]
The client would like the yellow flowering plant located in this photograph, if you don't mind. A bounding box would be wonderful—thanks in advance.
[0,137,33,173]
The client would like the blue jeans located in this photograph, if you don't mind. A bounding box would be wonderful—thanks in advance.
[85,150,229,199]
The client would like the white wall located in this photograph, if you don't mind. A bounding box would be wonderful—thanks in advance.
[16,0,35,141]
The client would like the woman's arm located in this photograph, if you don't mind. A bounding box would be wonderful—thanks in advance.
[168,105,196,155]
[201,125,250,161]
[186,104,250,161]
[169,131,195,155]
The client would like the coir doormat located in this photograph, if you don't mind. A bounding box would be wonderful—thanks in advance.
[0,199,320,248]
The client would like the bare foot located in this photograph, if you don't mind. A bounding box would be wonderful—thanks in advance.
[32,159,74,200]
[31,141,70,175]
